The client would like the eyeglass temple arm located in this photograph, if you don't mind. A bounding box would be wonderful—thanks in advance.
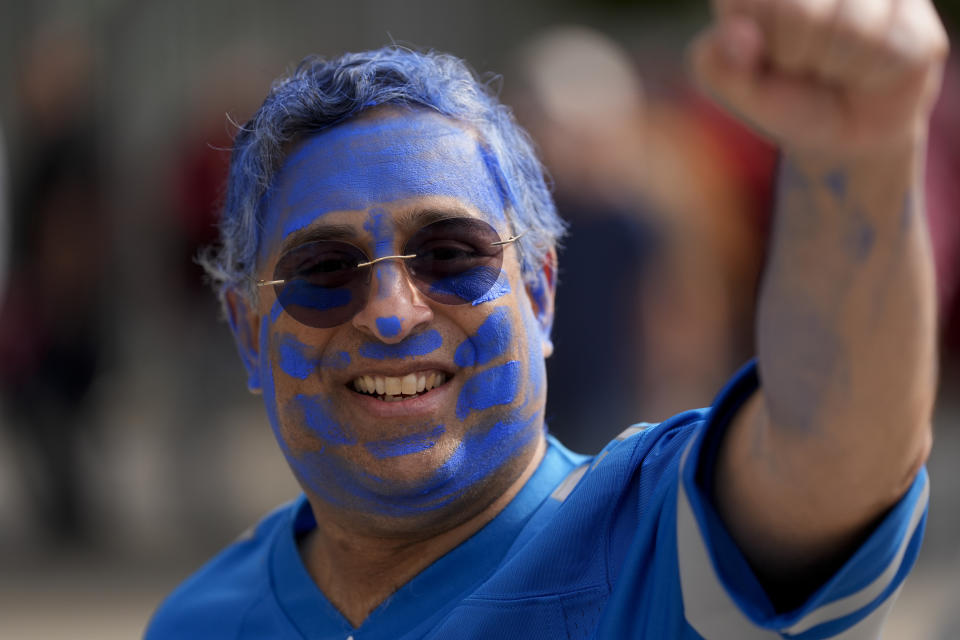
[256,232,524,287]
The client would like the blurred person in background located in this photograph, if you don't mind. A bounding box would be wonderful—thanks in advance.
[147,0,947,637]
[510,27,772,452]
[0,124,9,302]
[0,25,109,544]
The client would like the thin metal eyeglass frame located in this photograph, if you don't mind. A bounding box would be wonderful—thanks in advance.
[255,232,525,287]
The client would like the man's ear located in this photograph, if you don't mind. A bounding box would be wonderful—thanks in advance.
[525,247,557,358]
[226,289,263,394]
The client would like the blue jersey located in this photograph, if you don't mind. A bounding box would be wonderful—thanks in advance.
[146,363,928,639]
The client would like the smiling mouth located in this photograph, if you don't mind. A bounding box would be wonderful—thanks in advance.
[350,370,450,403]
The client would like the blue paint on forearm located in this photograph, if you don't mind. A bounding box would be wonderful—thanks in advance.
[456,360,521,420]
[825,170,847,199]
[364,424,446,459]
[376,316,402,337]
[454,307,511,367]
[844,209,876,262]
[359,329,442,360]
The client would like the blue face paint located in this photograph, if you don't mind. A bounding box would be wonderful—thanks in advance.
[456,360,521,420]
[364,424,446,459]
[260,302,286,441]
[454,307,512,368]
[259,111,507,257]
[290,408,540,517]
[375,316,403,338]
[520,300,547,399]
[359,329,442,360]
[278,335,352,379]
[292,394,356,445]
[277,280,352,311]
[227,299,261,390]
[471,270,511,306]
[250,110,551,523]
[429,265,501,303]
[278,334,317,380]
[365,208,397,297]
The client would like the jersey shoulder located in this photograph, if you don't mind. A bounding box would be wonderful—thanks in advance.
[144,500,296,640]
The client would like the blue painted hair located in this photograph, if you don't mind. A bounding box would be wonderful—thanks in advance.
[200,46,564,308]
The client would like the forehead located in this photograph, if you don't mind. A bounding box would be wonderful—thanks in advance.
[260,108,507,250]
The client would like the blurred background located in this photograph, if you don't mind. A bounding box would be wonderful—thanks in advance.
[0,0,957,637]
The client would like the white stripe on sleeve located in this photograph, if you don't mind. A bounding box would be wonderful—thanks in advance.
[676,438,927,640]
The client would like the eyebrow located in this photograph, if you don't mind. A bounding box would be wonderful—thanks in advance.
[277,206,486,256]
[279,223,358,255]
[394,207,476,230]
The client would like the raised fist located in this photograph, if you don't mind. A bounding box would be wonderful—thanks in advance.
[690,0,949,158]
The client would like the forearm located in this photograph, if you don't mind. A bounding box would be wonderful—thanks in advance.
[758,141,936,487]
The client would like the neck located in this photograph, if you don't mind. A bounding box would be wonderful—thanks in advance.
[298,434,546,627]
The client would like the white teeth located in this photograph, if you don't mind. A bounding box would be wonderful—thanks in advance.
[401,373,418,395]
[351,371,448,400]
[384,376,401,396]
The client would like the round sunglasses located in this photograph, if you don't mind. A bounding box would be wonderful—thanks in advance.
[257,217,523,328]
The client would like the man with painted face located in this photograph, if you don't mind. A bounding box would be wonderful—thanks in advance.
[147,0,947,637]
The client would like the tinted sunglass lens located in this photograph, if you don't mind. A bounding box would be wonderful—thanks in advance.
[404,218,505,305]
[271,241,369,328]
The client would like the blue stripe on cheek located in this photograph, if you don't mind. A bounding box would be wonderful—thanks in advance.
[376,316,402,337]
[359,329,442,360]
[293,394,356,445]
[364,424,446,459]
[454,307,512,368]
[456,360,521,420]
[471,270,511,306]
[278,335,316,379]
[279,335,351,379]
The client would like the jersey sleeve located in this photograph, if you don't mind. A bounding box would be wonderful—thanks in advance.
[676,360,930,639]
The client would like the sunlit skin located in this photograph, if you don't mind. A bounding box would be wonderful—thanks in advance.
[226,106,555,624]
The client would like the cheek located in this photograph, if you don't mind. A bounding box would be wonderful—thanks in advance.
[289,394,356,445]
[454,306,512,367]
[429,268,511,305]
[278,334,351,379]
[520,299,547,400]
[455,361,521,420]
